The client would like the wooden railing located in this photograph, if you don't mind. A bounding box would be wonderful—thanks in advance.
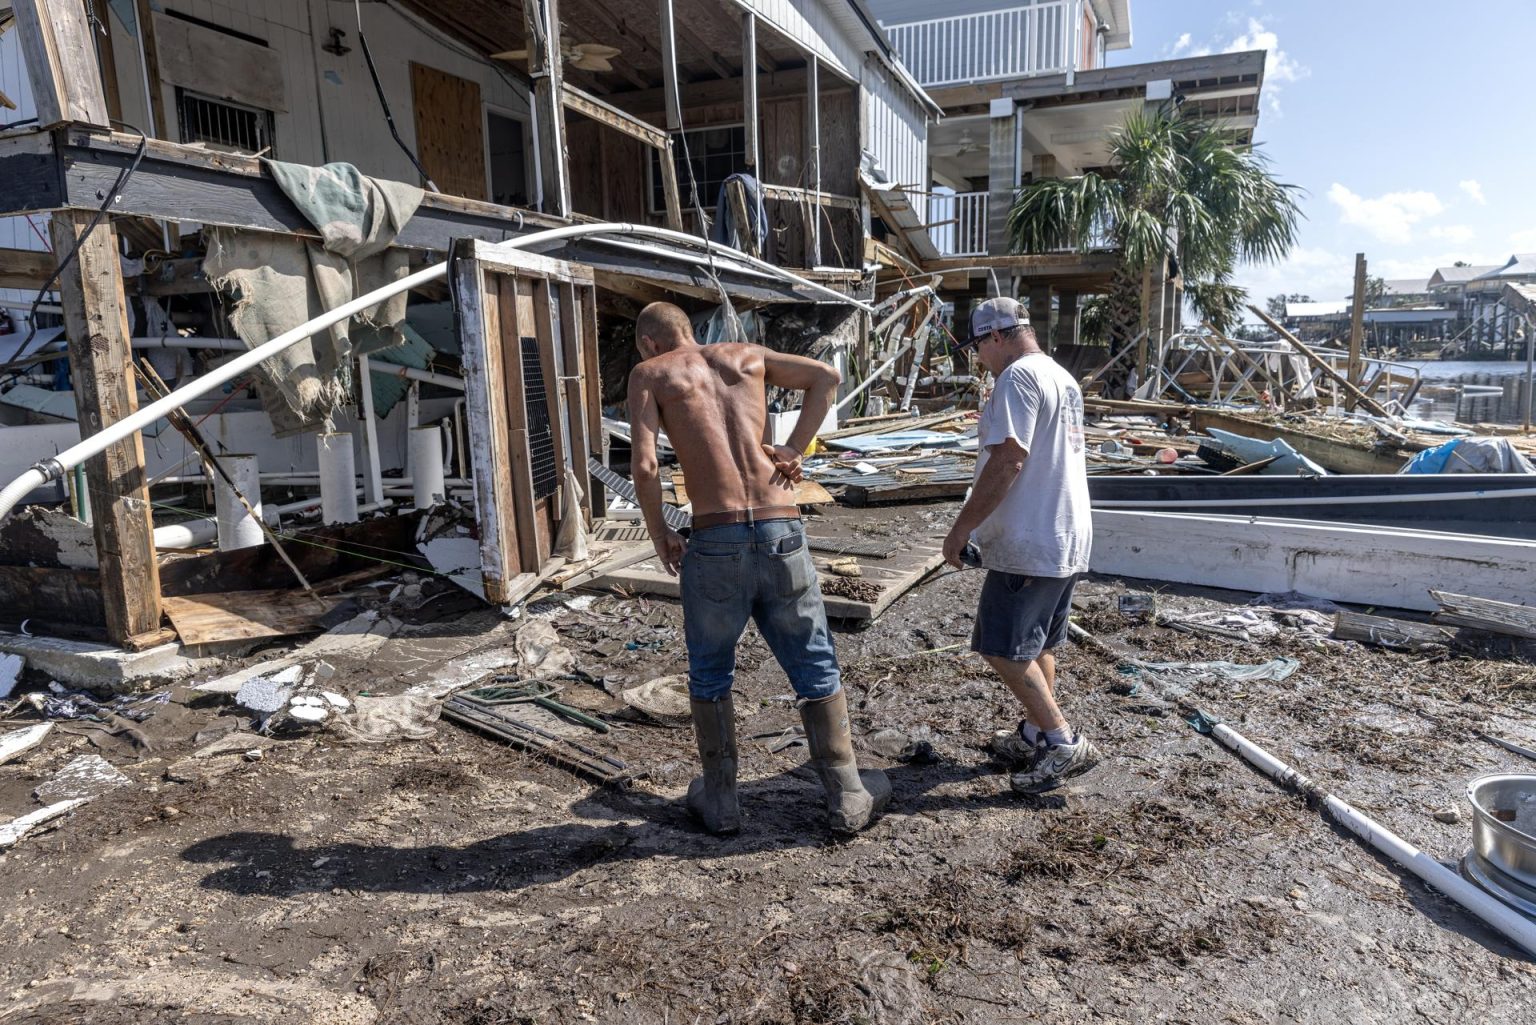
[883,2,1074,89]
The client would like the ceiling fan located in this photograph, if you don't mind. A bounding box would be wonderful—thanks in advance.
[930,130,979,157]
[492,41,623,73]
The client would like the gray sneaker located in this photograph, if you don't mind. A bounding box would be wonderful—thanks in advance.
[990,723,1046,768]
[1009,734,1101,794]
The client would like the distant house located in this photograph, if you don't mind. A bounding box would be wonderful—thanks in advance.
[1375,278,1431,308]
[1462,255,1536,355]
[865,0,1266,348]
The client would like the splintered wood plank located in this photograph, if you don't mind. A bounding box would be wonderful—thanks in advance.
[1430,591,1536,640]
[410,62,487,199]
[163,590,337,646]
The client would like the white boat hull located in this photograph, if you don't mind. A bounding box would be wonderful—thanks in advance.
[1090,511,1536,612]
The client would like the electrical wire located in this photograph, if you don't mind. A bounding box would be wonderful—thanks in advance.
[353,0,439,192]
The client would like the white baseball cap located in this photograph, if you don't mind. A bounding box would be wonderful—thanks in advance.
[964,296,1025,348]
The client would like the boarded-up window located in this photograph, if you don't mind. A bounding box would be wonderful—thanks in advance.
[410,63,486,200]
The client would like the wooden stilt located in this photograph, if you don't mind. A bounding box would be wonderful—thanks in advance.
[50,211,163,645]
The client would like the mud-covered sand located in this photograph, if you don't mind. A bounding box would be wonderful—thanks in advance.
[2,503,1534,1023]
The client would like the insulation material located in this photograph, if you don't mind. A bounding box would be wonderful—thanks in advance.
[203,161,423,433]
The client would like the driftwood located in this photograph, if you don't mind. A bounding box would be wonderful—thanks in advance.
[1429,591,1536,640]
[1332,610,1456,651]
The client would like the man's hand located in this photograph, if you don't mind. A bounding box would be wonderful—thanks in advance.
[762,443,804,488]
[655,529,687,576]
[942,523,971,570]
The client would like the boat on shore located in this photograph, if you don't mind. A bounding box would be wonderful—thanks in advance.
[1089,473,1536,541]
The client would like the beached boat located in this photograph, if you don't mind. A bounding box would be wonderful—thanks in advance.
[1090,511,1536,612]
[1089,473,1536,540]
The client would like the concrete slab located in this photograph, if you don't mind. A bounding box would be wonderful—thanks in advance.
[0,633,198,693]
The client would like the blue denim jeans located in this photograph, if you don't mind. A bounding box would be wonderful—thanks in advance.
[679,518,841,703]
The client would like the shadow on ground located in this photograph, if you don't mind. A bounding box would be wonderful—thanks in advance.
[182,757,1064,897]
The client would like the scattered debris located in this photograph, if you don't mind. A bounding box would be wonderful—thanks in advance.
[1433,806,1462,824]
[35,754,131,803]
[0,723,52,766]
[442,692,629,783]
[1430,590,1536,641]
[620,675,691,724]
[827,558,863,578]
[0,799,90,850]
[0,653,21,699]
[821,577,884,603]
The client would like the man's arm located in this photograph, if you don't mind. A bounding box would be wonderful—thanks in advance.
[761,348,841,480]
[626,368,686,575]
[942,438,1027,568]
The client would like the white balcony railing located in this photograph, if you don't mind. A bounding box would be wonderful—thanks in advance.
[929,191,989,257]
[884,2,1074,90]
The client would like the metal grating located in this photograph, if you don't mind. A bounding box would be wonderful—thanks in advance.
[520,336,559,499]
[176,90,274,156]
[587,458,693,531]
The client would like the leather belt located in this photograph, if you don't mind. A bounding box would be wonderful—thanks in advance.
[690,505,801,529]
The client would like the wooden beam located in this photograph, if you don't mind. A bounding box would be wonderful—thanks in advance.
[0,246,55,290]
[131,0,167,138]
[560,84,668,148]
[1249,305,1392,418]
[759,183,859,209]
[1347,252,1367,407]
[578,284,605,518]
[86,0,123,122]
[522,0,571,216]
[742,11,759,174]
[14,0,109,127]
[49,210,162,645]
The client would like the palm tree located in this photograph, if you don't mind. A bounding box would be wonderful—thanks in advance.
[1006,109,1301,348]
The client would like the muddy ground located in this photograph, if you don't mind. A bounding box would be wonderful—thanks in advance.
[2,502,1535,1024]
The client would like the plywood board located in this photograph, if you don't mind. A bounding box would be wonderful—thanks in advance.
[410,62,486,200]
[153,12,288,113]
[163,589,337,646]
[592,536,947,621]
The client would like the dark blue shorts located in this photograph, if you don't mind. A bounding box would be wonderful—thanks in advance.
[970,572,1078,662]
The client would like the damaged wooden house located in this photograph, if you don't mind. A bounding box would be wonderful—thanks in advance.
[0,0,941,649]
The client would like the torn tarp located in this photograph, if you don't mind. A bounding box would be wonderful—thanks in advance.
[204,161,423,433]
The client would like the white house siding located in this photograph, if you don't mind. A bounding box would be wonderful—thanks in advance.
[308,0,532,190]
[0,26,46,311]
[861,56,926,216]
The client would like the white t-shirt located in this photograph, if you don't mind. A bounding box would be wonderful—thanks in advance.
[969,353,1092,577]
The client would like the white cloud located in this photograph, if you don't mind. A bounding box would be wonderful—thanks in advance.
[1233,246,1354,307]
[1459,180,1486,205]
[1327,184,1444,245]
[1169,19,1308,115]
[1428,224,1476,245]
[1511,228,1536,252]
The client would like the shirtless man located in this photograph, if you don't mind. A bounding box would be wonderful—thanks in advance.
[627,302,890,836]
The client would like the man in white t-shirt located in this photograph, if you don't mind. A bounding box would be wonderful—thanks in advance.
[941,297,1100,794]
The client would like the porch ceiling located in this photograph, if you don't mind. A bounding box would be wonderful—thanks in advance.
[397,0,808,99]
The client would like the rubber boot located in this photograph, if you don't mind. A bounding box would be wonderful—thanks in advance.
[799,690,891,835]
[686,697,741,835]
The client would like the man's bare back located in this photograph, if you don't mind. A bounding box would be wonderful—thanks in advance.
[632,343,782,517]
[628,304,841,574]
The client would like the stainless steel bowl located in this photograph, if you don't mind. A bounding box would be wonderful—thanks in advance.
[1467,774,1536,891]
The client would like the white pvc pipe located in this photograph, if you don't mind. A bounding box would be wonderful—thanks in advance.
[0,221,867,525]
[409,425,446,509]
[1206,718,1536,959]
[213,454,264,550]
[317,433,359,525]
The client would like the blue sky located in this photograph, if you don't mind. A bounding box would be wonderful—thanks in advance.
[1108,0,1536,308]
